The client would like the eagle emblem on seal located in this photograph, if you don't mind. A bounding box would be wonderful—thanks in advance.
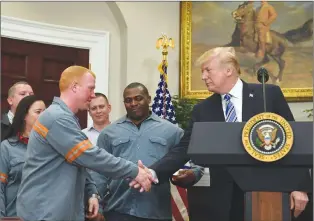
[256,124,281,151]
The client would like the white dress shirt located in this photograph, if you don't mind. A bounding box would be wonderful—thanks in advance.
[221,78,243,122]
[82,126,101,145]
[7,110,14,124]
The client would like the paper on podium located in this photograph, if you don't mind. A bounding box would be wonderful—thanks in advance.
[193,168,210,187]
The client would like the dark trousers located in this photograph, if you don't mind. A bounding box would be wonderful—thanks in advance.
[104,211,171,221]
[187,183,244,221]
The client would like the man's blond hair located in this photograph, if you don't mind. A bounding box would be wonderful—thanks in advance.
[59,66,96,92]
[8,81,31,98]
[195,47,241,75]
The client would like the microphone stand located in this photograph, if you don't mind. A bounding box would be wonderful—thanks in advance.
[262,73,267,113]
[257,67,269,113]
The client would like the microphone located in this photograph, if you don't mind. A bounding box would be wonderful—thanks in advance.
[256,67,269,112]
[257,67,269,83]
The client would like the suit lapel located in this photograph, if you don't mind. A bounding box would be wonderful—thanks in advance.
[208,93,225,122]
[1,113,10,126]
[242,81,256,121]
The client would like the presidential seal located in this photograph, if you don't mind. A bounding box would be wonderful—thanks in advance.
[242,112,294,162]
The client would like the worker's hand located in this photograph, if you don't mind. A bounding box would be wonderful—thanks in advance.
[86,197,99,219]
[129,160,157,192]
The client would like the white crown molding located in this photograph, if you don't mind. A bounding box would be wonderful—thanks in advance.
[1,15,110,125]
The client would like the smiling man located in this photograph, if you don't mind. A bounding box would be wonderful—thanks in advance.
[82,92,112,221]
[83,93,111,145]
[95,82,201,221]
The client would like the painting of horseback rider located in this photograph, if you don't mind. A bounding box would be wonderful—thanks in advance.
[255,0,278,58]
[229,1,312,84]
[186,1,313,97]
[231,1,278,58]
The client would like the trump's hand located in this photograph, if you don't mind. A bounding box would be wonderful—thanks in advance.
[290,191,309,217]
[86,197,99,219]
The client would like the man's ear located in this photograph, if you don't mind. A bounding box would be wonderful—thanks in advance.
[108,104,112,113]
[70,81,78,93]
[226,68,232,77]
[225,65,234,77]
[7,97,13,106]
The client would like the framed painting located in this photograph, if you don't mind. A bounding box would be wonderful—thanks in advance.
[180,1,313,101]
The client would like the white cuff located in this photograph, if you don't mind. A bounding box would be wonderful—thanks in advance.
[149,169,159,184]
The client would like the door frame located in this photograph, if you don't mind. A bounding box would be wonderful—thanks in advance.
[1,15,109,125]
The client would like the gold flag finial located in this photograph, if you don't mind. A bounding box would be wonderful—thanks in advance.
[156,33,175,61]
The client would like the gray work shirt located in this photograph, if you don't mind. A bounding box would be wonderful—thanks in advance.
[0,137,26,217]
[97,113,187,220]
[16,97,139,221]
[82,126,108,213]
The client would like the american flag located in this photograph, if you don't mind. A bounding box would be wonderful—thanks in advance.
[152,60,189,221]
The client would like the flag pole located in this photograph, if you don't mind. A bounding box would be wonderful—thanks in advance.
[156,34,175,119]
[154,35,189,221]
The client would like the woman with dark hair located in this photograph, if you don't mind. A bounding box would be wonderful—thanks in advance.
[0,95,46,217]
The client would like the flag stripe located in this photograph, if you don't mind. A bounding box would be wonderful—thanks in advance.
[176,186,189,210]
[171,195,185,221]
[171,184,189,220]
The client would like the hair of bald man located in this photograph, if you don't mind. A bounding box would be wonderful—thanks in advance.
[8,81,31,98]
[59,66,96,92]
[195,47,241,75]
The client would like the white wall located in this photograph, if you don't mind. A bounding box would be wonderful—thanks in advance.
[1,2,312,122]
[116,2,180,95]
[289,102,313,121]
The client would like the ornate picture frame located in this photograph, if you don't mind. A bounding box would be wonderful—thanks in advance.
[180,1,313,101]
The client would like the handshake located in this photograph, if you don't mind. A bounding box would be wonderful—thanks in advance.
[128,160,197,192]
[129,160,158,192]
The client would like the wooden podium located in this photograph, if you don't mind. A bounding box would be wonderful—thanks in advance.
[251,192,287,221]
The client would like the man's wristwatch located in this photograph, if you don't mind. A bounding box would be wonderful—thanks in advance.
[91,193,101,200]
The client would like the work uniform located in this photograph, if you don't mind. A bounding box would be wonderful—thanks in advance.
[16,97,139,221]
[81,172,99,221]
[82,126,108,214]
[99,114,203,221]
[0,138,26,217]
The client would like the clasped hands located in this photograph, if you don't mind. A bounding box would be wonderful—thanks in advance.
[129,160,197,192]
[129,160,157,192]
